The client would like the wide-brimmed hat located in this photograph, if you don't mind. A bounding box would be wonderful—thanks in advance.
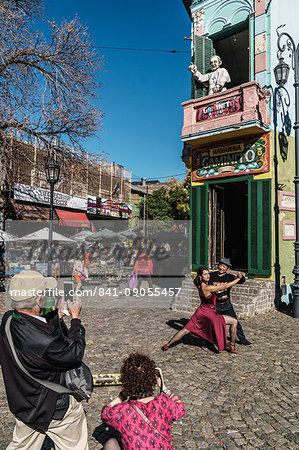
[219,257,232,268]
[9,269,57,301]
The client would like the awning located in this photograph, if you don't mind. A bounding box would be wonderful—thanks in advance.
[55,209,90,228]
[12,201,58,221]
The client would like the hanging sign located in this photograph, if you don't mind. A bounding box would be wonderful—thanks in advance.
[196,95,242,122]
[14,184,87,210]
[192,134,270,181]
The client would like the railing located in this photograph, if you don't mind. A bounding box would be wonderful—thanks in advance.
[181,81,270,138]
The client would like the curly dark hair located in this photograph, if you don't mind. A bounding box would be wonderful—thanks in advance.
[193,266,208,288]
[120,353,157,400]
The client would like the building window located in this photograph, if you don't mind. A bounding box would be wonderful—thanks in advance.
[193,19,250,99]
[213,22,249,89]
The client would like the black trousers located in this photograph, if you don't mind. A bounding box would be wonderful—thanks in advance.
[137,274,153,289]
[216,300,247,343]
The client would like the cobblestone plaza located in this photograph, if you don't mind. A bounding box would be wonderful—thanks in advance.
[0,293,298,449]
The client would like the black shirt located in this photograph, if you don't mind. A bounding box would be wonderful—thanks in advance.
[209,271,245,303]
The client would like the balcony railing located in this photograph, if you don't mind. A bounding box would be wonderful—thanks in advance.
[181,81,270,140]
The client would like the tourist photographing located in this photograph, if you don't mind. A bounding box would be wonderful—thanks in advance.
[0,270,89,449]
[98,352,185,449]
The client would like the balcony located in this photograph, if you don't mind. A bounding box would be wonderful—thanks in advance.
[181,81,270,146]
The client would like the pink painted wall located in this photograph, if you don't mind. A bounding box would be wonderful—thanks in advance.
[255,52,267,73]
[181,81,270,137]
[255,0,267,17]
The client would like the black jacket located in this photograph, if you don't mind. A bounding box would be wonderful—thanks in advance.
[0,310,85,431]
[209,271,245,303]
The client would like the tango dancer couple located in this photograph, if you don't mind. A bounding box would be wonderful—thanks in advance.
[162,258,252,354]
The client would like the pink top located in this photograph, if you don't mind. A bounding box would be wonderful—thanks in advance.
[74,260,84,274]
[101,394,185,450]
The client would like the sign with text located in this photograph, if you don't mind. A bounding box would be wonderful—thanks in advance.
[196,95,242,122]
[192,134,270,181]
[283,221,295,240]
[14,183,87,210]
[279,191,295,211]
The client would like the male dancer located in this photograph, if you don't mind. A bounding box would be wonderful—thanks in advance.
[210,257,252,346]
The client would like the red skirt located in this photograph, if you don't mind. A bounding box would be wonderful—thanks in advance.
[185,304,227,351]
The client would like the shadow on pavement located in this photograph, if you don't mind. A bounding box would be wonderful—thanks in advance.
[165,318,219,353]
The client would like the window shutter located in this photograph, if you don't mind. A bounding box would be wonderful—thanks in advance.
[248,179,271,276]
[193,36,215,99]
[191,185,208,270]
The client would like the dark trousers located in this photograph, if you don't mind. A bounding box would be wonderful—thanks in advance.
[41,436,55,449]
[216,300,247,343]
[137,274,153,289]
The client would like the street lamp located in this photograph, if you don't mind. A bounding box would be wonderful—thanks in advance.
[274,57,290,86]
[45,152,60,275]
[275,27,299,318]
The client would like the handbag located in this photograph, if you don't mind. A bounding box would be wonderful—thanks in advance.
[126,273,138,289]
[5,315,93,402]
[129,401,171,443]
[63,362,93,402]
[92,423,123,447]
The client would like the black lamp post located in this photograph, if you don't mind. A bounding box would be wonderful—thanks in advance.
[274,27,299,318]
[45,152,60,275]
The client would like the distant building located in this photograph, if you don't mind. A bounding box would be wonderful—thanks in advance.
[132,180,168,194]
[0,136,132,229]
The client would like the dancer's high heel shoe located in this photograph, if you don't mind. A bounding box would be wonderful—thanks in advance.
[226,342,238,354]
[161,344,169,351]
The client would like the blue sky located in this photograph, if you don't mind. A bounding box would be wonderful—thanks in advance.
[46,1,191,181]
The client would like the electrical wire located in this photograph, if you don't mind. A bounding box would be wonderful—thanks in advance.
[96,45,190,54]
[131,172,187,181]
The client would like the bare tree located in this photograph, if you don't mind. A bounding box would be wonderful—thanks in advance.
[0,0,104,155]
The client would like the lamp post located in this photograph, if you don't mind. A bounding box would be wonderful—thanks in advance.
[45,152,60,275]
[274,27,299,318]
[141,177,148,238]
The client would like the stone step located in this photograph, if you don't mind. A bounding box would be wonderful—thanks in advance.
[172,274,275,317]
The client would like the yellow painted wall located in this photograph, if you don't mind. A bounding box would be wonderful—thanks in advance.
[274,131,296,284]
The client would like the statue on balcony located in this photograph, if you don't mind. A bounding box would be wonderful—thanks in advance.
[189,55,231,96]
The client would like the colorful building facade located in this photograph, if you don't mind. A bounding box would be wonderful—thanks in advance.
[181,0,298,304]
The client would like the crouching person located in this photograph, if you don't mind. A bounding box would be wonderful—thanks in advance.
[97,353,185,450]
[0,270,89,450]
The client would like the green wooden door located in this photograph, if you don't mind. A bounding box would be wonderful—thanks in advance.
[191,185,208,270]
[193,36,215,99]
[248,179,271,276]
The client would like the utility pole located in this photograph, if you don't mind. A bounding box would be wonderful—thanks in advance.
[141,177,146,237]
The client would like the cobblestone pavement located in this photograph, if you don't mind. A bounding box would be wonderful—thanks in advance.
[0,292,299,449]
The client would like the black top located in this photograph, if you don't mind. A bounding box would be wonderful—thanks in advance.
[209,271,245,303]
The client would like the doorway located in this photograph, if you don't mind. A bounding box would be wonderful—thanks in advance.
[209,181,248,270]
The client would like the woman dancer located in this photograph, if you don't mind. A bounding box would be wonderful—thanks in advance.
[99,353,185,449]
[162,267,241,354]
